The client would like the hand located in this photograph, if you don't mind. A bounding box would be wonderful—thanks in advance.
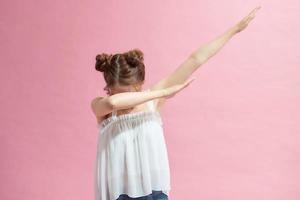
[234,6,261,33]
[163,77,196,99]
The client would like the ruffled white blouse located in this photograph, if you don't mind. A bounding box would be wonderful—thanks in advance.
[94,91,171,200]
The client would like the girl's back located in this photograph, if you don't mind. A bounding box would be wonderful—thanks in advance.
[94,93,171,200]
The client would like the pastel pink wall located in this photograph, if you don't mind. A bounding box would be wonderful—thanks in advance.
[1,0,299,200]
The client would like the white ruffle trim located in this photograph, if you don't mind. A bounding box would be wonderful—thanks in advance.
[97,111,163,132]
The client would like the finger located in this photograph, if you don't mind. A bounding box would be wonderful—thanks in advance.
[251,6,261,14]
[249,15,255,21]
[242,6,260,22]
[190,77,196,82]
[183,78,194,86]
[250,6,261,16]
[245,15,254,24]
[189,77,196,82]
[245,8,258,22]
[255,6,262,11]
[245,7,259,21]
[185,77,196,85]
[246,14,256,23]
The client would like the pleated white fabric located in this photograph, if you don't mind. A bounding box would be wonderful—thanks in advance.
[94,92,171,200]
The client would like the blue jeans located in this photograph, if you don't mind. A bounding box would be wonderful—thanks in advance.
[116,190,168,200]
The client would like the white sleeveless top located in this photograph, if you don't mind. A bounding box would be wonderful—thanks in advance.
[94,92,171,200]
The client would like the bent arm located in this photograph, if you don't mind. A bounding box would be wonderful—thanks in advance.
[109,89,166,110]
[91,89,166,117]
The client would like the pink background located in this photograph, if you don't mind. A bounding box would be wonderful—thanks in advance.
[1,0,299,200]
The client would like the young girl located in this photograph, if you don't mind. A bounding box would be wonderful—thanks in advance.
[91,7,260,200]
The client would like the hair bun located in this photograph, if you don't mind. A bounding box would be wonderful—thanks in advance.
[124,49,144,67]
[95,53,113,72]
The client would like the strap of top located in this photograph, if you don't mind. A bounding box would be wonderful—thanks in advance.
[111,110,116,118]
[145,89,156,112]
[146,99,155,112]
[111,108,117,119]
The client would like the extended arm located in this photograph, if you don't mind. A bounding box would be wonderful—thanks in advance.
[150,26,237,111]
[150,6,261,111]
[158,25,238,88]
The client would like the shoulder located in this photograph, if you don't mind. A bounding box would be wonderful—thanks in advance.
[90,96,104,106]
[90,97,110,123]
[90,96,106,115]
[90,97,104,112]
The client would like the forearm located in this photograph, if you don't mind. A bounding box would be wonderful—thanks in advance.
[155,26,238,89]
[191,25,237,65]
[109,89,166,110]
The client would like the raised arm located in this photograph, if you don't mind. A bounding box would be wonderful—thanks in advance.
[150,6,261,111]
